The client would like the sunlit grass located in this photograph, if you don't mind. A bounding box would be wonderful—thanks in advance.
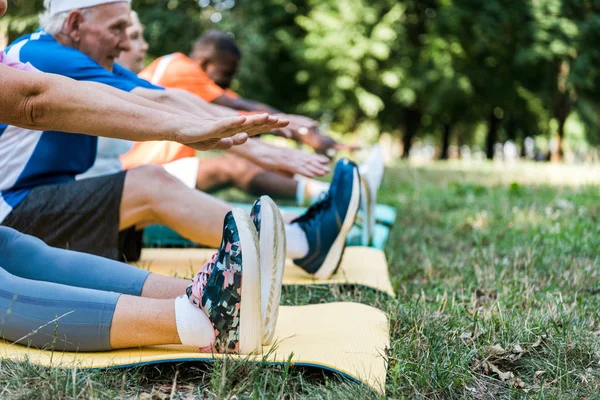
[0,161,598,399]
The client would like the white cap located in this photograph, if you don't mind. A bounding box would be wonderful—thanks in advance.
[48,0,131,16]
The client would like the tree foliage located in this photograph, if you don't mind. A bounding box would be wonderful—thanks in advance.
[3,0,598,158]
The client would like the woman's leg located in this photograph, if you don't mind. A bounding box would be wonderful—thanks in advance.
[0,265,216,351]
[0,227,188,298]
[110,295,181,348]
[0,208,262,353]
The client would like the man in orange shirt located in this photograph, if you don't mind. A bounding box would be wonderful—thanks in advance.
[140,31,357,157]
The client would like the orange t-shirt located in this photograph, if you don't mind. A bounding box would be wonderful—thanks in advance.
[139,53,225,102]
[120,141,196,170]
[224,89,239,99]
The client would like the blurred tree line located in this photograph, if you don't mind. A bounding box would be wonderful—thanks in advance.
[2,0,599,159]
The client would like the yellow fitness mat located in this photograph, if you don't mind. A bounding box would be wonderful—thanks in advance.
[134,247,395,297]
[0,303,390,394]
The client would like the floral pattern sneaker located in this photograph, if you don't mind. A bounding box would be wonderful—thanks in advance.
[187,209,261,354]
[250,196,286,346]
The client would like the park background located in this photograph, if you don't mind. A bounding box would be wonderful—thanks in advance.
[0,1,599,399]
[2,0,600,163]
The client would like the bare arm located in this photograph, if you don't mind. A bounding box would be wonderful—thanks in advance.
[132,86,288,137]
[228,138,331,178]
[0,65,285,150]
[167,88,241,117]
[129,85,353,156]
[131,86,218,118]
[132,86,246,118]
[212,94,280,114]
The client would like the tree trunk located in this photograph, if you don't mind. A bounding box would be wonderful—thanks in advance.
[440,123,452,160]
[486,111,501,160]
[551,93,569,162]
[552,115,566,162]
[551,61,571,162]
[402,108,422,158]
[506,118,517,141]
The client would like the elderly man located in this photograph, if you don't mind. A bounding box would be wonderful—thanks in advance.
[0,0,294,355]
[1,0,361,282]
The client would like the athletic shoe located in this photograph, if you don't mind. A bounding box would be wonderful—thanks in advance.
[250,196,286,346]
[292,159,361,280]
[358,145,385,246]
[186,209,261,354]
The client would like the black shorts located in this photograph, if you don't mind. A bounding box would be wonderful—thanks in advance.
[1,172,143,262]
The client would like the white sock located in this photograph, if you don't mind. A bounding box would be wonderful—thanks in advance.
[285,223,309,259]
[295,177,331,206]
[174,295,215,348]
[308,180,330,204]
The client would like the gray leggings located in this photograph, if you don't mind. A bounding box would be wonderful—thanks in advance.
[0,227,150,351]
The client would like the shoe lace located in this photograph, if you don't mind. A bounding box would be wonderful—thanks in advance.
[192,252,218,293]
[294,191,332,228]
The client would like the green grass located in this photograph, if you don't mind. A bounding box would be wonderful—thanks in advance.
[1,161,598,399]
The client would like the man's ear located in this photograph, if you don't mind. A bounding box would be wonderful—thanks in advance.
[65,10,86,42]
[197,56,210,71]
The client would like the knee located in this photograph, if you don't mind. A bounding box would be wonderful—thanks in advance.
[126,165,190,212]
[0,228,50,275]
[0,227,37,251]
[129,165,185,194]
[0,227,21,247]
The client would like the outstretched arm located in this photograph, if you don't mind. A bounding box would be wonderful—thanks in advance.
[131,86,287,138]
[0,65,286,151]
[212,94,280,114]
[228,138,331,178]
[212,93,353,155]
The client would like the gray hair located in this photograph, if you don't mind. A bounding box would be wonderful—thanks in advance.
[40,1,93,35]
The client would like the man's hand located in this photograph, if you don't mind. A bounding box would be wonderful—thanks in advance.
[255,146,332,177]
[299,128,361,158]
[271,114,359,157]
[272,113,319,139]
[230,139,332,178]
[177,114,289,151]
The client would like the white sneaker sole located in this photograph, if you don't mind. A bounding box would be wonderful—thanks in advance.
[314,167,361,280]
[257,196,286,346]
[359,146,384,246]
[360,176,374,246]
[232,208,262,354]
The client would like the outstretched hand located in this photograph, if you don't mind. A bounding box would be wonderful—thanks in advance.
[300,129,361,158]
[272,113,318,139]
[271,114,359,157]
[176,114,289,151]
[249,142,332,178]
